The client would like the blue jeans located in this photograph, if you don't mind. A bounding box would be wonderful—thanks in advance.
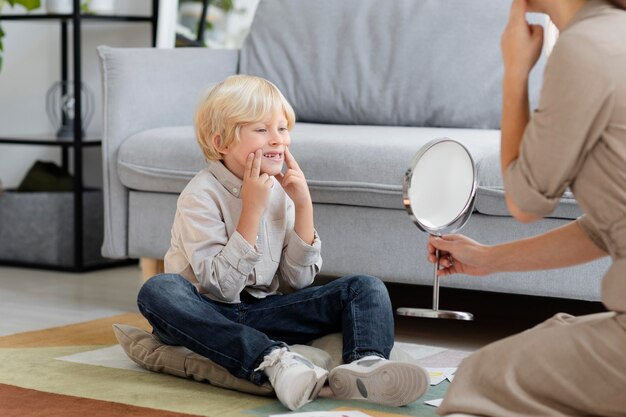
[137,274,394,385]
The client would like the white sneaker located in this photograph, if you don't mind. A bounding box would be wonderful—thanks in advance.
[256,347,328,410]
[329,356,430,407]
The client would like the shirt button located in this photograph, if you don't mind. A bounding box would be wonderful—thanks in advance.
[232,187,238,193]
[258,274,263,280]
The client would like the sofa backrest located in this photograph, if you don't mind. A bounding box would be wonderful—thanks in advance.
[240,0,546,129]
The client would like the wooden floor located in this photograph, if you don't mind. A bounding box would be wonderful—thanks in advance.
[0,264,606,351]
[0,264,143,337]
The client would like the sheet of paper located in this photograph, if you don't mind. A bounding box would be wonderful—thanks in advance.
[425,367,457,385]
[55,345,149,373]
[269,411,373,417]
[425,398,444,407]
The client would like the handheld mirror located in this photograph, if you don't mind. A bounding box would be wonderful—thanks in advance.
[396,138,476,320]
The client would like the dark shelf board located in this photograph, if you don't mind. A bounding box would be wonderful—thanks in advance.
[0,136,102,147]
[0,14,153,22]
[0,258,138,273]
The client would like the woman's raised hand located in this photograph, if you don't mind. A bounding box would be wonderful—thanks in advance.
[501,0,544,80]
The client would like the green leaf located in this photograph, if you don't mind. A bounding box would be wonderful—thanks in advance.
[214,0,234,12]
[13,0,41,10]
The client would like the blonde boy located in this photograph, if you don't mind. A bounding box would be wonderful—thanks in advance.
[137,75,429,410]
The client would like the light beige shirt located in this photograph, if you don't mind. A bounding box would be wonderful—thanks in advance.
[504,0,626,313]
[164,161,322,304]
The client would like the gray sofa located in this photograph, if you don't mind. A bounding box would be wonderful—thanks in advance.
[98,0,609,301]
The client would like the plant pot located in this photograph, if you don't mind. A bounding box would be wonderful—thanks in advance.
[46,0,73,14]
[89,0,115,14]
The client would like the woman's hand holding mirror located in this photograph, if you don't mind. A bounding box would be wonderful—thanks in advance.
[428,235,492,277]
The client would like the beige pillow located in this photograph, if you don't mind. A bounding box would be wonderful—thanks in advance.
[308,332,414,364]
[112,324,335,396]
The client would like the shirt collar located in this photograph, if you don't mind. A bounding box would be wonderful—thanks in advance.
[208,161,243,198]
[563,0,616,32]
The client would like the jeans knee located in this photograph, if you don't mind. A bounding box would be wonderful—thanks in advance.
[137,273,186,310]
[351,274,387,293]
[343,274,390,301]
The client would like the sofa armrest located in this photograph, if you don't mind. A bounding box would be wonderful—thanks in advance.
[97,46,239,258]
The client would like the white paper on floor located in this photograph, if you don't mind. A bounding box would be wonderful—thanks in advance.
[425,367,457,385]
[55,344,149,373]
[425,398,444,407]
[270,412,373,417]
[393,341,448,359]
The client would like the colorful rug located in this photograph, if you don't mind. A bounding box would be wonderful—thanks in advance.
[0,314,470,417]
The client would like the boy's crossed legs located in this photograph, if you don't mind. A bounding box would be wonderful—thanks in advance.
[138,274,429,410]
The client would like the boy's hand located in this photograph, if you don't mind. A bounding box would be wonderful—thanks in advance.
[276,147,312,208]
[241,149,273,216]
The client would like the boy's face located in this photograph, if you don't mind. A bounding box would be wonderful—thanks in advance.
[222,111,291,179]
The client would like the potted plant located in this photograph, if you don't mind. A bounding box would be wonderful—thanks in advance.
[0,0,41,71]
[177,0,240,47]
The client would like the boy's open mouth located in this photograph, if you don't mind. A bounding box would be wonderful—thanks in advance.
[263,152,283,161]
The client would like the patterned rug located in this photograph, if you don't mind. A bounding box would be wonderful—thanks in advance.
[0,313,471,417]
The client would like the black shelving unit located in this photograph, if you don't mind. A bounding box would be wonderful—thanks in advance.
[0,0,159,272]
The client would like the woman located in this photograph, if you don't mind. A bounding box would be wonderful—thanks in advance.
[431,0,626,416]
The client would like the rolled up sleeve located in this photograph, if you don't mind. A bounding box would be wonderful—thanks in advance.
[279,229,322,290]
[504,34,613,217]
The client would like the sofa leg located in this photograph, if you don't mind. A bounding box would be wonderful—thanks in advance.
[140,258,164,281]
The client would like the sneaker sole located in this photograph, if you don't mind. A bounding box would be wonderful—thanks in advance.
[309,370,328,400]
[329,361,429,407]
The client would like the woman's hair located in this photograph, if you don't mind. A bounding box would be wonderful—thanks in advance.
[608,0,626,9]
[195,75,296,161]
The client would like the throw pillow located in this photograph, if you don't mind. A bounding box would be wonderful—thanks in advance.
[113,324,335,396]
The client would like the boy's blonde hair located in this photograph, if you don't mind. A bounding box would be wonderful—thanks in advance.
[195,75,296,161]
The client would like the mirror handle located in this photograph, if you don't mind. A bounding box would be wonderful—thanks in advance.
[433,248,440,311]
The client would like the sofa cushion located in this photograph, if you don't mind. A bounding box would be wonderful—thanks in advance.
[117,123,581,220]
[118,126,205,194]
[240,0,547,129]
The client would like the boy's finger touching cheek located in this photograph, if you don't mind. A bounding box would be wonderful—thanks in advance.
[286,148,300,168]
[252,149,262,173]
[244,153,254,176]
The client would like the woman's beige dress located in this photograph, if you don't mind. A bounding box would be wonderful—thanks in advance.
[439,1,626,416]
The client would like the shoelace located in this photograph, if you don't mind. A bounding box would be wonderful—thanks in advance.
[254,347,288,372]
[255,348,314,372]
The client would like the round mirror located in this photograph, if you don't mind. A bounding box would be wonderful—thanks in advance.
[404,139,476,235]
[397,138,477,321]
